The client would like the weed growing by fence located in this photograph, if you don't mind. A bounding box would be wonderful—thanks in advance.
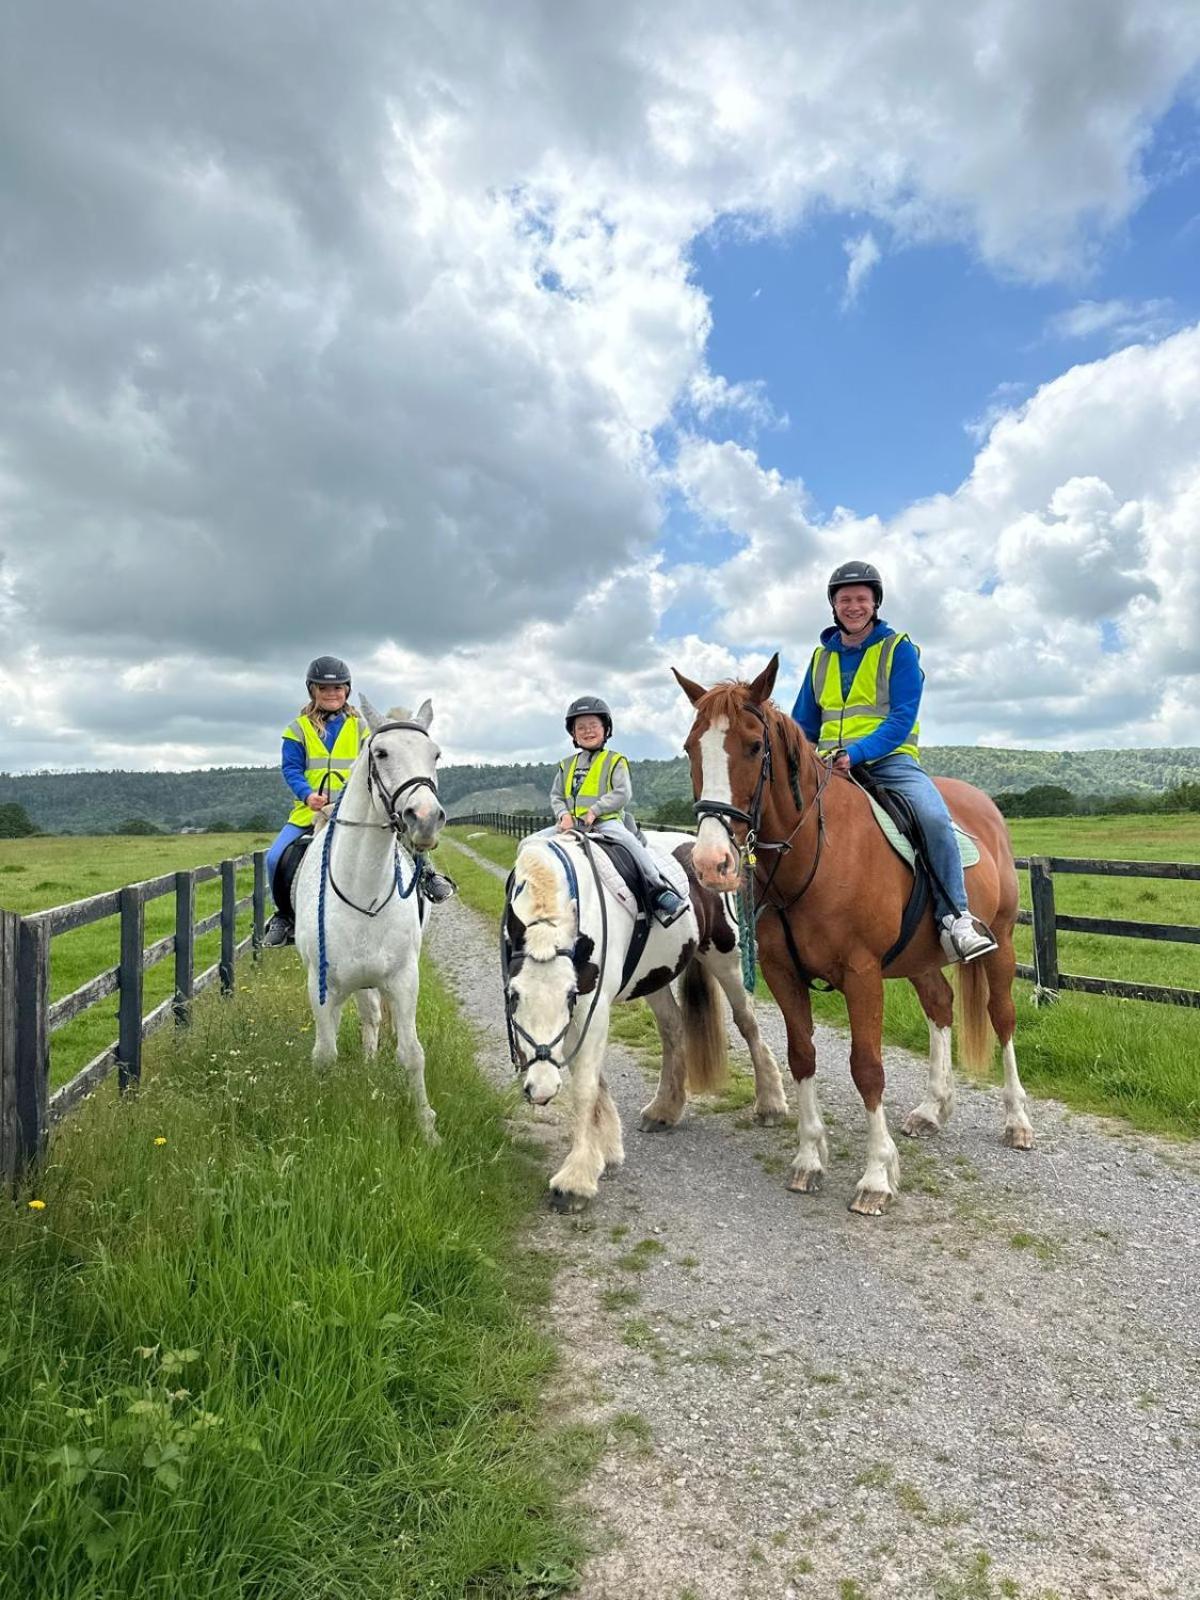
[0,955,589,1599]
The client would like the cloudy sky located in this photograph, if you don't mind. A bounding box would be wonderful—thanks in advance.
[3,0,1199,773]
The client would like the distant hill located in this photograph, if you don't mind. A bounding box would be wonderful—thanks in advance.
[3,745,1198,834]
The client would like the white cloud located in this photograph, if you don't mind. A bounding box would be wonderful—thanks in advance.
[1045,297,1178,345]
[842,231,881,307]
[2,1,1200,769]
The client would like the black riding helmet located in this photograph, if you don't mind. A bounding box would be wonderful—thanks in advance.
[306,654,352,689]
[827,561,883,611]
[565,695,613,742]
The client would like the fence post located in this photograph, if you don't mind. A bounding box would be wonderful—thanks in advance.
[1029,857,1060,1006]
[174,870,195,1027]
[117,884,145,1091]
[1,912,21,1187]
[15,917,50,1176]
[252,851,266,958]
[220,859,236,994]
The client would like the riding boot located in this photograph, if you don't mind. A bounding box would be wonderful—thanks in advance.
[651,885,689,927]
[421,866,457,904]
[263,912,294,947]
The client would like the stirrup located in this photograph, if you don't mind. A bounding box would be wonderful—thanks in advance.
[940,913,997,964]
[652,889,689,928]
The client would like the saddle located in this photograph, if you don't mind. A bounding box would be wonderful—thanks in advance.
[586,831,691,993]
[272,828,314,922]
[850,769,979,968]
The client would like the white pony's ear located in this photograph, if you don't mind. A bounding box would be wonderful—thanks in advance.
[413,698,433,731]
[358,693,385,732]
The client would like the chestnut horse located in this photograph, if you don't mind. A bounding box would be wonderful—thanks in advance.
[675,654,1033,1216]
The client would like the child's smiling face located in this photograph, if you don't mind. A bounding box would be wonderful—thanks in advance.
[572,714,606,750]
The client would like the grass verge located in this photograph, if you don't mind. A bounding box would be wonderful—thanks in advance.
[0,954,588,1599]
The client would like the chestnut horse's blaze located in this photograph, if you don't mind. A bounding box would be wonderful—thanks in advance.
[674,654,1034,1217]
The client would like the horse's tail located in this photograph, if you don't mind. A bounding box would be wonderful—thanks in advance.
[680,959,728,1095]
[955,960,994,1074]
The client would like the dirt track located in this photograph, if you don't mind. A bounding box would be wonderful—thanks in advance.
[428,846,1200,1600]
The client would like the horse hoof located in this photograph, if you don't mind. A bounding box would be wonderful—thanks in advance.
[848,1187,894,1217]
[548,1187,590,1214]
[786,1168,824,1195]
[901,1110,941,1139]
[754,1107,788,1127]
[639,1114,678,1133]
[1003,1125,1034,1151]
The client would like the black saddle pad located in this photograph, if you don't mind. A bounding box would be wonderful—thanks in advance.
[272,828,314,921]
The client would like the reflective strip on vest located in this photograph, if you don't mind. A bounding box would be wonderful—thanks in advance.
[811,633,919,761]
[282,713,365,825]
[560,749,626,821]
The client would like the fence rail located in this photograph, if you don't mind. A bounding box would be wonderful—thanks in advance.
[450,816,1198,1010]
[1,851,266,1186]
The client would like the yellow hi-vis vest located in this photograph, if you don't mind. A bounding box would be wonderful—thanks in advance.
[282,713,365,826]
[559,748,629,822]
[810,633,920,762]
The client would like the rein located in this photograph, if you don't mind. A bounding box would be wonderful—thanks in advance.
[693,700,834,988]
[502,831,610,1076]
[316,718,439,1004]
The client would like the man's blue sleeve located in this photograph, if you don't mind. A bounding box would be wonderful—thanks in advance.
[282,738,311,803]
[789,658,822,743]
[846,638,924,765]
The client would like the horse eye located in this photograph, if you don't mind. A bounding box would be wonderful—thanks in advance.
[748,740,762,756]
[376,749,389,760]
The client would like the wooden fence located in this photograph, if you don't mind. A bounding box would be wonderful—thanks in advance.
[1,851,266,1186]
[1013,855,1199,1008]
[451,815,1198,1009]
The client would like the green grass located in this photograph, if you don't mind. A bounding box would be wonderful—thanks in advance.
[0,953,587,1599]
[451,821,1200,1137]
[0,833,272,1090]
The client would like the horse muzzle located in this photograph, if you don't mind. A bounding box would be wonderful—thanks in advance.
[401,796,445,852]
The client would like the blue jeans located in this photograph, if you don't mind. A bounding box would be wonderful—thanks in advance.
[863,753,967,922]
[266,821,309,914]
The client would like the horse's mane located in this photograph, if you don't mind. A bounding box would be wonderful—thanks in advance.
[696,681,812,768]
[514,841,574,960]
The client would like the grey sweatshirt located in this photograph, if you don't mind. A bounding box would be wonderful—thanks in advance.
[550,748,633,819]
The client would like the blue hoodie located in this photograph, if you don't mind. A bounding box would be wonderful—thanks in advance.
[789,620,924,766]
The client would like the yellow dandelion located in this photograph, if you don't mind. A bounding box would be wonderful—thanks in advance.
[154,1136,168,1147]
[27,1199,46,1211]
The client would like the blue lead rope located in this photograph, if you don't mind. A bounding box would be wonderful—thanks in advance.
[316,809,424,1005]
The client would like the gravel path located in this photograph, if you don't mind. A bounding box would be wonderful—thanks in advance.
[427,842,1200,1600]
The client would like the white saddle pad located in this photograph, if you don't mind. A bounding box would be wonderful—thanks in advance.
[589,838,690,919]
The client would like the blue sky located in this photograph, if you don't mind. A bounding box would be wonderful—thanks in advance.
[690,99,1200,525]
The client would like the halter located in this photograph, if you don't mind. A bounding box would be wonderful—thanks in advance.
[315,718,440,1003]
[692,699,832,915]
[501,834,609,1076]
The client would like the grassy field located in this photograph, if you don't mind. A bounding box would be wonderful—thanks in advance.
[0,833,275,1090]
[0,919,590,1597]
[444,820,1199,1139]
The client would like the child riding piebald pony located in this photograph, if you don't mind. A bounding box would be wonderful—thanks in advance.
[543,695,688,927]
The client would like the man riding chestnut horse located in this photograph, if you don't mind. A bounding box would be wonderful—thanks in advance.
[675,560,1033,1216]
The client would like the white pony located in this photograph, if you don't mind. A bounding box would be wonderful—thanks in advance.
[293,695,446,1140]
[504,829,787,1210]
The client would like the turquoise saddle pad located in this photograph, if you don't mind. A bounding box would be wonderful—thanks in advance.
[864,794,980,872]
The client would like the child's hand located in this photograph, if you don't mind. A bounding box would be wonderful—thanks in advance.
[556,813,575,832]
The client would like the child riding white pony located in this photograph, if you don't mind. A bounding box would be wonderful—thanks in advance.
[504,825,787,1210]
[293,695,447,1141]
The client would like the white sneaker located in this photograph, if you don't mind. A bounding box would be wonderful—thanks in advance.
[940,912,998,964]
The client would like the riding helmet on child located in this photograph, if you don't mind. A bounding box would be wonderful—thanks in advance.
[306,655,352,690]
[564,695,613,742]
[826,561,883,612]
